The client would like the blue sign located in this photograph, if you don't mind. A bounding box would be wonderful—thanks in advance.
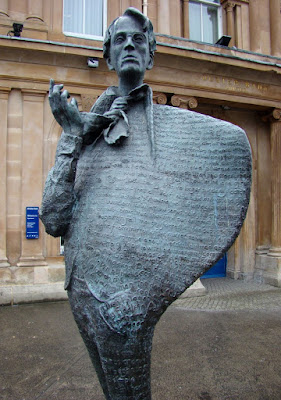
[26,207,39,239]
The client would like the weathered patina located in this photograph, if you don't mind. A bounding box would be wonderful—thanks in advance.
[40,7,252,400]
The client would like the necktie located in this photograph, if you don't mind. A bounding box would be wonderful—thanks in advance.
[104,84,149,145]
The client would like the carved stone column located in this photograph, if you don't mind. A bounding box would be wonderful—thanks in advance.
[17,90,47,267]
[0,0,9,17]
[268,109,281,257]
[269,0,281,57]
[224,1,235,46]
[234,3,242,49]
[0,89,10,267]
[171,95,198,110]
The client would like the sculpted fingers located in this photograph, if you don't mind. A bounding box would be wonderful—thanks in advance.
[70,97,79,109]
[111,97,128,112]
[48,80,83,134]
[49,78,55,95]
[49,80,64,114]
[61,89,70,100]
[49,79,64,99]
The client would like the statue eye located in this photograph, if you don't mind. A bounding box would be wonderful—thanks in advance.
[114,35,125,44]
[133,34,145,44]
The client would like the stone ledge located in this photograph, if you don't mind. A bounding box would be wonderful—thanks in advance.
[0,282,68,305]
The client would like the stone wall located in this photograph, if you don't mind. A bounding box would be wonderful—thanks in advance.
[0,0,281,304]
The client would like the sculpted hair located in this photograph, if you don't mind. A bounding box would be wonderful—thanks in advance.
[103,7,156,62]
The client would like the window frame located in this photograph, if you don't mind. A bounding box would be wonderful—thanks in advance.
[63,0,107,41]
[189,0,222,44]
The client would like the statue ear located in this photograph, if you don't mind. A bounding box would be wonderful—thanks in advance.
[146,53,154,70]
[106,58,115,71]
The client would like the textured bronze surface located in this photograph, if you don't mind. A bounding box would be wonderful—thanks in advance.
[40,7,252,400]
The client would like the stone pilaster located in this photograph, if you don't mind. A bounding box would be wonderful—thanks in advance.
[182,0,189,38]
[0,0,9,17]
[221,0,249,49]
[223,1,235,46]
[17,90,47,267]
[249,0,261,53]
[26,0,44,22]
[146,0,157,31]
[269,0,281,57]
[254,109,281,286]
[157,0,170,35]
[255,117,271,255]
[7,89,23,266]
[268,109,281,257]
[0,89,10,267]
[234,2,242,48]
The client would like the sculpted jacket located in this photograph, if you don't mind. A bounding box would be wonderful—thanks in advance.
[40,85,251,334]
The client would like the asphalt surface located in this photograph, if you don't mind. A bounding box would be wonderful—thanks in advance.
[1,278,281,400]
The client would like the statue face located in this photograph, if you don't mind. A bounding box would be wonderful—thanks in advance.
[107,16,152,79]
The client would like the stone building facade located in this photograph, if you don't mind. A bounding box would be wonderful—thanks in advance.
[0,0,280,304]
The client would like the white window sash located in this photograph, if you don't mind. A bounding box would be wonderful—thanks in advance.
[191,0,220,6]
[63,0,107,40]
[189,0,222,43]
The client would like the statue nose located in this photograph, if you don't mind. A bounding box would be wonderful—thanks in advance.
[124,36,135,49]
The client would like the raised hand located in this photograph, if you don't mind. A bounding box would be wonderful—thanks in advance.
[49,79,83,135]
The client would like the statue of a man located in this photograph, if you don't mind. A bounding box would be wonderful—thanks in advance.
[40,8,251,400]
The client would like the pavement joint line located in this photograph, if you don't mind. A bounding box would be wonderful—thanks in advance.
[32,349,87,400]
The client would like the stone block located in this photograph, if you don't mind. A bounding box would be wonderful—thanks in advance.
[255,254,281,287]
[0,268,13,283]
[48,266,65,283]
[12,283,68,304]
[0,286,12,305]
[34,266,49,284]
[13,267,34,284]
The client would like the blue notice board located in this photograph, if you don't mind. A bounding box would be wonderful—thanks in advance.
[26,207,39,239]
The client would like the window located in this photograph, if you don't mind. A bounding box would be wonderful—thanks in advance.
[63,0,107,40]
[189,0,221,44]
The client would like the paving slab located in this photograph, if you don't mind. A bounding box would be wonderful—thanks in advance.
[1,278,281,400]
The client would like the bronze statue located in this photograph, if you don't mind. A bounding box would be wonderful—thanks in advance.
[40,8,252,400]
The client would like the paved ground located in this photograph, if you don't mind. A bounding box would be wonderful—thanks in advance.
[175,277,281,311]
[1,278,281,400]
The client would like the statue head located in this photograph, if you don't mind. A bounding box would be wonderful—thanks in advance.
[103,8,156,80]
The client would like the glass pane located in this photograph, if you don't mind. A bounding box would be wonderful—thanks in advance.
[64,0,83,34]
[85,0,104,37]
[189,2,201,41]
[202,4,218,43]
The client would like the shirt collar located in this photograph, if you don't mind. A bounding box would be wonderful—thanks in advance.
[105,84,150,99]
